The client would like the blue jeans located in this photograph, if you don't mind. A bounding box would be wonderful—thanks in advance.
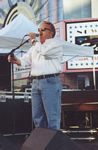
[31,75,62,129]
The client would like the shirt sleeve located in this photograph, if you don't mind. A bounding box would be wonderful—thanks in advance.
[63,41,94,57]
[39,38,64,60]
[20,47,32,66]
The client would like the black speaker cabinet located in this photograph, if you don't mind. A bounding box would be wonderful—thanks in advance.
[14,93,32,134]
[21,128,83,150]
[0,97,13,134]
[0,53,11,91]
[0,92,32,135]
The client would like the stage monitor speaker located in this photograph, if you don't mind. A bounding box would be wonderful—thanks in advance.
[21,128,83,150]
[0,53,11,91]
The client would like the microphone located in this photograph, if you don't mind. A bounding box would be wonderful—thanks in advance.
[24,33,39,37]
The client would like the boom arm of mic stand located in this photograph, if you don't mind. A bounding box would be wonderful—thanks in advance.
[9,39,29,55]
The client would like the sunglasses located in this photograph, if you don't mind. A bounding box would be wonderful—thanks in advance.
[38,28,51,32]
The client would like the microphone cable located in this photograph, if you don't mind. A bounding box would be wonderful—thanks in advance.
[19,35,30,46]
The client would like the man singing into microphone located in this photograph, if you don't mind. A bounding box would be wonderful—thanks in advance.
[8,21,93,130]
[8,21,63,129]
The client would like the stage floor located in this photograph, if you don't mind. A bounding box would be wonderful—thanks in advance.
[0,133,98,150]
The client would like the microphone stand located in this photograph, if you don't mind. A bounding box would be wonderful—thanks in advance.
[9,38,29,95]
[9,39,29,134]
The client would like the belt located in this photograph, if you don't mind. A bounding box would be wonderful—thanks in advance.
[31,73,59,80]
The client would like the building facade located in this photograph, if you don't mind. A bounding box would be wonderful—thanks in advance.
[39,0,98,23]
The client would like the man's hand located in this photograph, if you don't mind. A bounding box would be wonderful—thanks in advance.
[28,32,37,43]
[8,54,21,66]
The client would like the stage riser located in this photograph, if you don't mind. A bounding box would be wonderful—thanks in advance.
[61,111,98,129]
